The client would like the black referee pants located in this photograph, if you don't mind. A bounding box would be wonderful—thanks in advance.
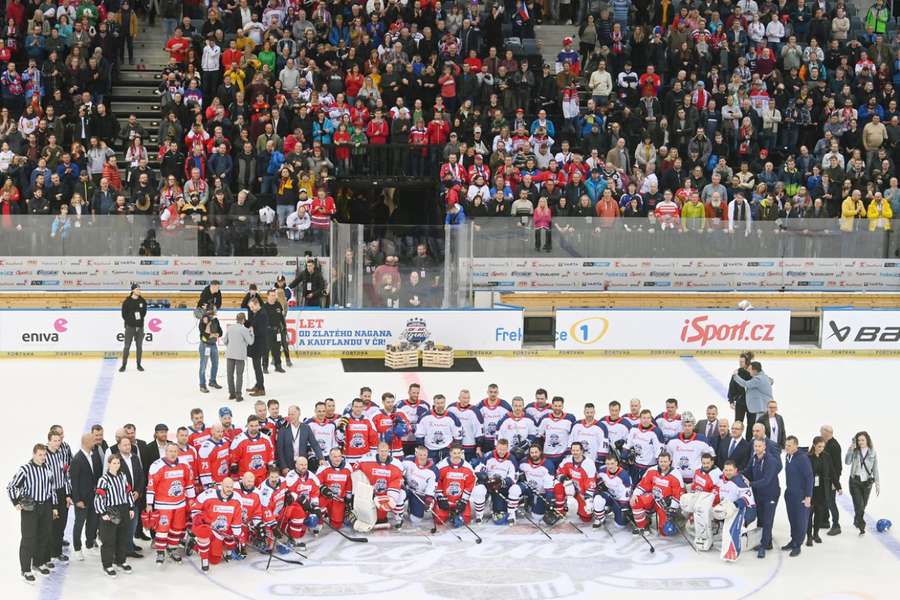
[20,501,52,573]
[98,507,131,569]
[50,489,68,558]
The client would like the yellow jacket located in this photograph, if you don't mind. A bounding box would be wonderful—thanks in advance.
[840,196,866,231]
[867,198,893,230]
[115,12,138,39]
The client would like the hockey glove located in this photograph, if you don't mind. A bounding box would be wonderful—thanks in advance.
[437,498,451,511]
[595,479,609,495]
[319,485,335,500]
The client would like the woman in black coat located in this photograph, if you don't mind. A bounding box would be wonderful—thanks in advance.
[807,436,833,546]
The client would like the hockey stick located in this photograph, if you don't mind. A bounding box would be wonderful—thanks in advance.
[496,490,552,541]
[322,516,369,543]
[623,508,656,554]
[653,498,697,553]
[457,512,483,544]
[407,489,465,542]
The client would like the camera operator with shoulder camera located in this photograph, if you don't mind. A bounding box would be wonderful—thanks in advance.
[7,443,55,583]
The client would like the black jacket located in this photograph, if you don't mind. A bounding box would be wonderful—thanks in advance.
[717,436,751,471]
[197,285,222,310]
[823,437,843,491]
[755,413,787,449]
[121,294,146,328]
[69,450,102,506]
[247,308,269,357]
[263,301,285,333]
[728,367,751,406]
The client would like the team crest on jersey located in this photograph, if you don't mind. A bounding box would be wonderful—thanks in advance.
[679,456,690,469]
[487,423,497,435]
[213,516,229,531]
[447,482,461,496]
[318,440,326,450]
[432,431,445,445]
[168,481,184,497]
[374,480,387,493]
[250,455,265,470]
[350,434,365,448]
[217,462,228,476]
[549,433,560,447]
[399,318,430,347]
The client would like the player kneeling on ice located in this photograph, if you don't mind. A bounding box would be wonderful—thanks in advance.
[188,478,244,572]
[679,453,722,551]
[593,454,632,529]
[433,444,476,528]
[316,447,354,530]
[402,446,437,524]
[351,442,407,532]
[517,445,556,520]
[283,456,322,545]
[235,471,277,556]
[547,442,596,525]
[471,439,522,524]
[630,451,684,535]
[686,459,757,561]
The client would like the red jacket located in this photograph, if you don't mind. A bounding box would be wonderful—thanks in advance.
[426,119,450,145]
[366,119,389,144]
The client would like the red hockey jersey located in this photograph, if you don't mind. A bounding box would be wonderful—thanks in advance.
[188,425,212,451]
[191,488,243,538]
[229,432,275,486]
[371,411,411,457]
[146,458,195,510]
[355,457,404,496]
[317,462,353,500]
[435,459,475,503]
[340,416,378,460]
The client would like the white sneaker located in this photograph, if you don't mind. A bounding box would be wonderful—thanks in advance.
[75,550,85,561]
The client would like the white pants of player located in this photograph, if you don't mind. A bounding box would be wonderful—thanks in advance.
[471,483,522,519]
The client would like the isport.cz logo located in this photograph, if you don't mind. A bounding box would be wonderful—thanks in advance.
[679,315,776,347]
[21,318,68,343]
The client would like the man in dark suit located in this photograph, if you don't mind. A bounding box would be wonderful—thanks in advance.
[756,400,787,450]
[717,420,750,471]
[276,405,323,473]
[819,425,842,536]
[783,436,814,557]
[246,296,269,396]
[123,423,152,540]
[70,433,101,558]
[744,438,782,558]
[695,404,723,449]
[141,424,169,481]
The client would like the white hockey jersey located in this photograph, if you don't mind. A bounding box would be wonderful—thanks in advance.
[397,399,431,442]
[597,465,632,503]
[475,451,519,485]
[518,458,556,493]
[476,399,513,442]
[569,419,609,461]
[623,412,642,428]
[667,433,716,483]
[496,413,537,448]
[624,424,665,467]
[718,473,755,509]
[415,411,462,451]
[600,416,631,446]
[306,418,338,454]
[525,402,552,423]
[447,403,484,449]
[538,413,577,458]
[402,458,437,498]
[655,412,683,442]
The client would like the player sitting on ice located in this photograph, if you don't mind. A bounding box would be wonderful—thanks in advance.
[316,447,354,530]
[471,439,521,525]
[629,451,684,536]
[715,460,757,561]
[188,477,244,571]
[516,444,556,520]
[402,446,437,524]
[680,453,723,551]
[283,455,321,545]
[433,444,476,528]
[351,442,407,532]
[546,441,596,525]
[593,454,632,529]
[235,471,276,557]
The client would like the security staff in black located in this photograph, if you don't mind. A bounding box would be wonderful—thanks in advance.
[45,430,73,564]
[120,283,147,372]
[262,288,286,373]
[7,443,54,583]
[94,454,135,578]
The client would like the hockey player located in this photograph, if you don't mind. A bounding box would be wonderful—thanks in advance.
[475,384,512,455]
[593,454,632,528]
[623,398,642,427]
[537,396,577,461]
[187,408,211,450]
[622,409,666,481]
[343,387,382,421]
[525,388,552,422]
[517,445,556,518]
[471,439,521,524]
[402,446,437,523]
[235,471,275,551]
[173,427,200,492]
[601,401,632,448]
[716,460,757,561]
[433,444,476,527]
[570,403,609,465]
[496,396,537,461]
[448,389,484,461]
[253,401,275,441]
[197,424,231,489]
[189,477,244,571]
[219,407,242,445]
[145,442,195,565]
[680,453,723,551]
[255,464,289,522]
[549,441,596,524]
[370,393,412,459]
[308,402,339,469]
[666,412,715,486]
[397,383,431,456]
[415,395,462,462]
[353,442,407,530]
[265,399,285,448]
[316,447,354,529]
[323,398,340,423]
[337,398,379,466]
[630,451,684,535]
[655,398,683,442]
[283,456,321,544]
[229,416,276,486]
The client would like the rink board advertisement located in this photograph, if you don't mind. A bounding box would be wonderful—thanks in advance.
[0,307,524,354]
[0,256,318,290]
[555,309,792,350]
[473,258,900,291]
[819,309,900,350]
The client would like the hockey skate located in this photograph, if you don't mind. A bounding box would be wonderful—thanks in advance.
[155,550,165,565]
[507,510,517,526]
[543,510,563,527]
[492,511,509,526]
[168,548,182,563]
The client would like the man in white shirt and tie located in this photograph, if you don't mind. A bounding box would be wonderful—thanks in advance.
[695,405,722,448]
[276,406,323,474]
[718,421,750,471]
[756,400,786,450]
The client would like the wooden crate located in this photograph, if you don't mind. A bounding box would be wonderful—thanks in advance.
[421,348,454,369]
[384,348,419,369]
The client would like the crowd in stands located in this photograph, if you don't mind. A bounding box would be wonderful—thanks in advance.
[2,0,900,257]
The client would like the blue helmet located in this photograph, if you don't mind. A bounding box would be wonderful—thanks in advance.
[304,514,320,529]
[662,521,678,537]
[876,518,892,533]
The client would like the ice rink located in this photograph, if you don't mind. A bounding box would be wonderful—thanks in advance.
[1,355,897,600]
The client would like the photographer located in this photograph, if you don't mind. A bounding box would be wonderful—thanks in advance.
[845,431,880,535]
[197,280,222,312]
[289,259,327,307]
[94,454,135,578]
[240,283,261,309]
[7,443,54,583]
[198,304,223,393]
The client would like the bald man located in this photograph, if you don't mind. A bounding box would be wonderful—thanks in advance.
[819,425,843,535]
[70,433,102,559]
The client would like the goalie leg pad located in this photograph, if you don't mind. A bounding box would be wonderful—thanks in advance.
[351,470,378,533]
[692,492,717,551]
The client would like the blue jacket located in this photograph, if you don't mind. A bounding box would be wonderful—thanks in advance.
[744,451,782,501]
[785,450,814,500]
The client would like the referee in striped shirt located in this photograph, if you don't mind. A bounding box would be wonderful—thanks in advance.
[46,427,73,563]
[7,443,54,583]
[94,454,135,577]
